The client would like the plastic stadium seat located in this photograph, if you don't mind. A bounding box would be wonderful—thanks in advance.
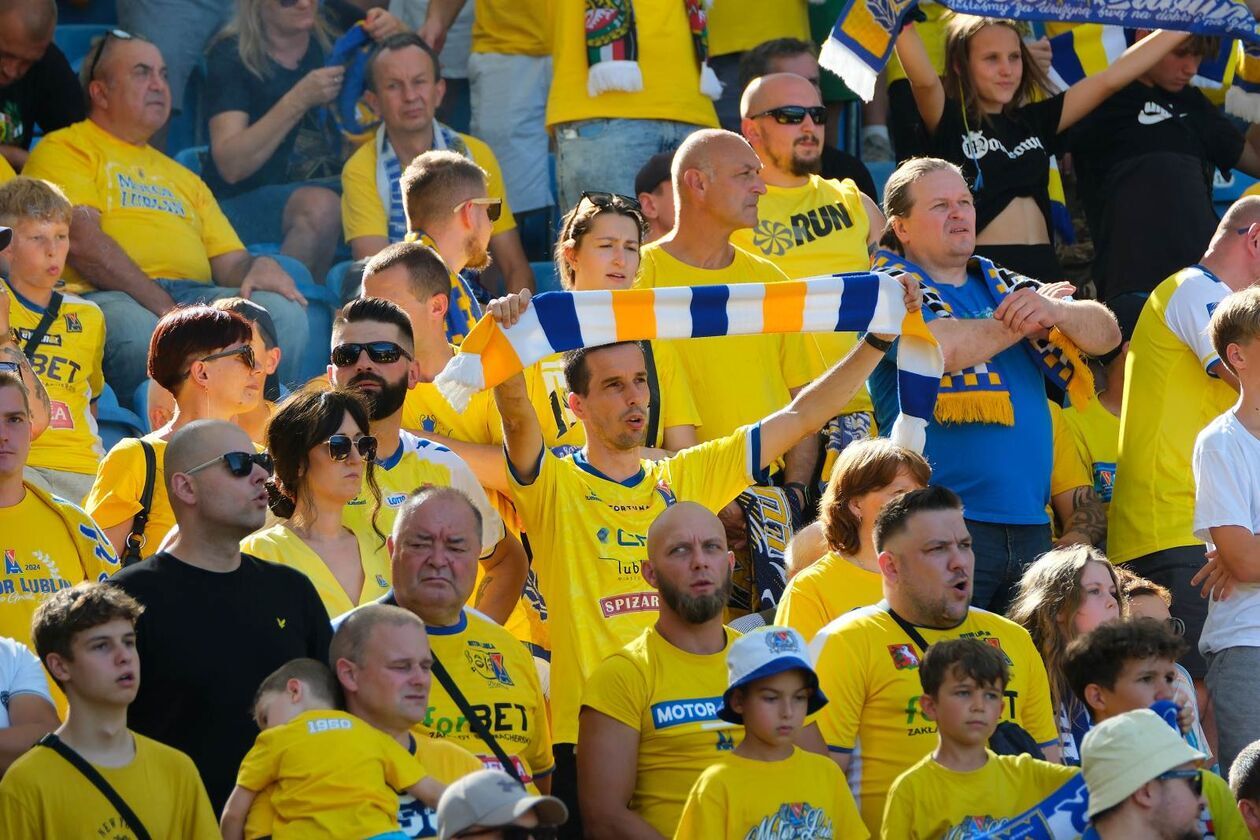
[96,383,145,454]
[54,23,112,73]
[530,261,561,293]
[866,161,896,205]
[1214,169,1260,217]
[262,253,339,385]
[173,145,207,176]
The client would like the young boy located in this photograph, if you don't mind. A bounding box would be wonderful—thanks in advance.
[1064,617,1249,838]
[1194,284,1260,777]
[881,639,1080,838]
[219,657,445,840]
[0,582,219,837]
[0,176,106,504]
[673,626,867,839]
[1229,739,1260,839]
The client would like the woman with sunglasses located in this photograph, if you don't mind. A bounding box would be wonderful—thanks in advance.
[893,18,1189,280]
[241,387,390,617]
[87,305,265,559]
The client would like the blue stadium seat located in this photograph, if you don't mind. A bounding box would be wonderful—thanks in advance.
[326,259,356,303]
[173,145,207,176]
[132,379,153,434]
[263,253,339,384]
[56,0,118,26]
[96,383,145,454]
[54,23,113,73]
[530,261,561,293]
[867,161,896,205]
[1214,169,1260,217]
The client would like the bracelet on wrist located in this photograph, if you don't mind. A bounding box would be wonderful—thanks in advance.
[863,333,894,353]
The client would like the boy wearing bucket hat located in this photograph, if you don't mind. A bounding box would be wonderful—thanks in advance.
[673,626,866,839]
[1081,709,1207,839]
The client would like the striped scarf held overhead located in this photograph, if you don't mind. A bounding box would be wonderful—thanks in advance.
[434,272,943,453]
[873,250,1093,427]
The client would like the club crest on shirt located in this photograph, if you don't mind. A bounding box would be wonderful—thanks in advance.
[3,549,18,575]
[654,480,676,506]
[747,802,834,840]
[888,644,920,670]
[63,313,82,333]
[983,637,1014,666]
[465,640,514,687]
[764,629,799,654]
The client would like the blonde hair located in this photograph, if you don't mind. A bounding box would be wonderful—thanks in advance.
[818,440,931,557]
[943,16,1053,126]
[1210,286,1260,374]
[0,176,72,227]
[879,157,965,252]
[214,0,334,81]
[1008,545,1124,713]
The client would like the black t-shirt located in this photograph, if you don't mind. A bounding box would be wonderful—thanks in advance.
[110,551,332,812]
[928,94,1065,236]
[822,145,878,202]
[1069,81,1245,300]
[203,36,343,198]
[0,43,86,150]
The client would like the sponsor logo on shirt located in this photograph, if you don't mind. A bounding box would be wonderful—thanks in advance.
[465,639,515,687]
[112,170,190,217]
[649,696,723,729]
[748,803,834,840]
[959,130,1046,162]
[888,644,920,670]
[48,400,74,430]
[1137,101,1180,125]
[599,591,659,618]
[750,201,857,257]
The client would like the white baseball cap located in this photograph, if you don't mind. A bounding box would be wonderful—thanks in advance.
[717,625,827,724]
[437,769,567,840]
[1081,709,1207,819]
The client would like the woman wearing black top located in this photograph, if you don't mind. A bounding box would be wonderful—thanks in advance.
[894,17,1188,280]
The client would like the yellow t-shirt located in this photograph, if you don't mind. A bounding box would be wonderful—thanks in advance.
[471,0,550,56]
[509,424,765,744]
[4,281,106,475]
[1049,400,1092,498]
[730,175,872,414]
[240,524,392,618]
[881,751,1080,839]
[636,244,824,442]
[1110,267,1238,563]
[237,709,425,839]
[811,605,1058,835]
[546,0,719,129]
[24,119,243,294]
[412,606,553,787]
[1061,396,1119,503]
[0,731,219,839]
[341,130,515,245]
[1203,769,1250,840]
[86,434,175,550]
[0,155,14,182]
[708,0,810,57]
[774,551,883,644]
[673,748,868,840]
[582,625,744,836]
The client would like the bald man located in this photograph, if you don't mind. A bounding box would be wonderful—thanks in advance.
[110,419,332,813]
[0,0,83,171]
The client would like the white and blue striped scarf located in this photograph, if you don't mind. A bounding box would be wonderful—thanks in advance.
[374,122,472,243]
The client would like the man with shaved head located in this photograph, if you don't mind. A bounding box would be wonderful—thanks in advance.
[0,0,83,172]
[110,419,332,813]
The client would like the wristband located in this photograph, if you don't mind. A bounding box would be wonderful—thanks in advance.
[863,333,894,353]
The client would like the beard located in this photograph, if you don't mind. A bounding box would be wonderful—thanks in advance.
[463,232,493,271]
[770,138,823,178]
[349,370,409,420]
[658,571,733,624]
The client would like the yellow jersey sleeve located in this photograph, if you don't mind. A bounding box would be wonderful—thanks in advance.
[1205,770,1250,840]
[581,649,649,730]
[463,134,516,235]
[652,340,701,432]
[23,126,103,210]
[809,622,867,751]
[377,728,429,791]
[236,730,283,793]
[85,437,155,530]
[880,766,917,840]
[1049,401,1091,497]
[1164,274,1228,372]
[660,424,765,506]
[673,767,732,839]
[774,573,832,645]
[341,140,388,243]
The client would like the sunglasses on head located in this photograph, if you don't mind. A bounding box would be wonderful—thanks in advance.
[455,196,503,223]
[185,450,274,478]
[580,190,642,211]
[752,105,828,125]
[86,29,134,83]
[327,434,378,462]
[1156,768,1203,797]
[330,342,412,368]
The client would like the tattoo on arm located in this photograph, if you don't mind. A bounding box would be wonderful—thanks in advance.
[474,575,492,607]
[0,345,51,418]
[1065,486,1107,546]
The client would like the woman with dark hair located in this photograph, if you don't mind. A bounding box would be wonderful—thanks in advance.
[87,305,264,557]
[241,387,387,616]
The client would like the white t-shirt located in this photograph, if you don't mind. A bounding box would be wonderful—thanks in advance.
[1193,409,1260,654]
[0,636,53,728]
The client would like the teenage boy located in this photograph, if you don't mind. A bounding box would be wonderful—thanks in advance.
[1229,740,1260,839]
[881,639,1080,839]
[0,582,219,837]
[1064,617,1248,838]
[1192,285,1260,776]
[673,626,866,839]
[220,656,444,840]
[0,176,105,503]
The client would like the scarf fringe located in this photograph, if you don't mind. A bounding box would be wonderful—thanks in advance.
[587,60,644,96]
[1227,84,1260,122]
[1048,328,1096,409]
[819,37,878,102]
[934,392,1016,427]
[699,62,723,100]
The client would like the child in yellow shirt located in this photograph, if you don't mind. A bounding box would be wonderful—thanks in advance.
[881,639,1080,838]
[674,626,866,839]
[219,657,444,840]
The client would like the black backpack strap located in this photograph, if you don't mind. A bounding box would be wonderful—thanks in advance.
[38,733,152,840]
[122,440,157,567]
[21,291,63,361]
[641,340,662,448]
[429,648,526,785]
[885,605,932,654]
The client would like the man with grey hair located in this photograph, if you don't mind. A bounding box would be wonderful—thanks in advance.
[110,419,331,813]
[0,0,82,171]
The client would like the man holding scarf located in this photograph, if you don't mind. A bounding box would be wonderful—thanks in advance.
[869,157,1120,615]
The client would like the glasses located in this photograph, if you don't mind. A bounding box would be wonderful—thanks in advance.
[0,361,19,374]
[455,197,503,223]
[330,341,412,367]
[86,29,134,83]
[752,105,828,125]
[455,827,558,840]
[580,190,642,211]
[184,451,274,478]
[276,0,302,6]
[327,434,377,462]
[1157,768,1203,797]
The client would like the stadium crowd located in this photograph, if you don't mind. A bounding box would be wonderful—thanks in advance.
[5,0,1260,837]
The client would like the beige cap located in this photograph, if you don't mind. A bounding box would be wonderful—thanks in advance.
[437,769,567,840]
[1081,709,1206,819]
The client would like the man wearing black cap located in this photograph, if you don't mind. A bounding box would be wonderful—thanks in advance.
[634,152,676,245]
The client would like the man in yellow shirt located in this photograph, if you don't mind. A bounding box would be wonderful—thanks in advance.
[23,34,308,407]
[579,503,746,839]
[809,486,1060,835]
[1109,197,1260,681]
[0,582,219,838]
[340,34,533,307]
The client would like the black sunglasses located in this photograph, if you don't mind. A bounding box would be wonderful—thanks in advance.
[277,0,302,6]
[581,190,642,211]
[86,29,134,83]
[185,451,274,478]
[327,434,378,462]
[752,105,828,126]
[1157,768,1203,797]
[182,344,258,379]
[454,197,503,223]
[330,342,412,367]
